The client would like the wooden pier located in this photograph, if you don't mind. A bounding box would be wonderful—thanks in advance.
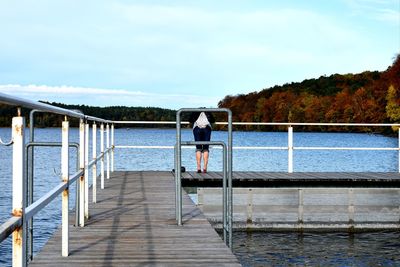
[29,171,241,267]
[182,171,400,187]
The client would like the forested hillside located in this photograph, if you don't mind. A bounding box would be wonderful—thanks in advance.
[218,55,400,133]
[0,103,176,127]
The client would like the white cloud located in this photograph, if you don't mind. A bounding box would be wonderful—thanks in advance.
[375,8,400,23]
[0,84,147,96]
[0,84,220,109]
[344,0,400,24]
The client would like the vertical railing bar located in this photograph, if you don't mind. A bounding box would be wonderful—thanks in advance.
[227,109,233,249]
[106,124,110,180]
[92,122,97,203]
[398,128,399,173]
[111,123,114,172]
[101,123,105,189]
[176,112,182,225]
[61,118,69,257]
[12,114,27,267]
[84,122,89,220]
[222,143,227,245]
[92,121,97,203]
[75,145,80,228]
[79,119,85,227]
[27,109,37,262]
[174,143,178,220]
[288,126,294,173]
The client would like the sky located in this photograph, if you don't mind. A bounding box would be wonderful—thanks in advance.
[0,0,399,109]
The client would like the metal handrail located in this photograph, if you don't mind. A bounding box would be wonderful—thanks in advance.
[0,92,112,123]
[181,141,231,247]
[112,120,400,127]
[0,93,115,267]
[112,120,400,173]
[175,108,233,248]
[25,141,80,260]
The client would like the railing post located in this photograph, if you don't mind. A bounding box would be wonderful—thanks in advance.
[61,118,69,257]
[111,123,114,172]
[288,126,293,173]
[222,143,227,244]
[175,111,182,226]
[12,114,27,267]
[84,122,89,220]
[100,123,105,189]
[92,122,97,203]
[79,119,85,227]
[227,109,233,249]
[398,128,400,173]
[106,123,110,180]
[28,110,37,262]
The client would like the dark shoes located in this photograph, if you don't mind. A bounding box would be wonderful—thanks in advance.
[197,169,207,173]
[197,170,202,173]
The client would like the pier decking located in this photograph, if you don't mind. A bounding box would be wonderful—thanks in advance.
[182,171,400,187]
[29,171,241,267]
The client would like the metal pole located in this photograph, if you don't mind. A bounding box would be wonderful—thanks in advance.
[174,143,178,220]
[222,143,227,245]
[79,119,85,227]
[288,126,293,173]
[100,123,105,189]
[227,109,233,249]
[398,128,400,173]
[75,145,80,227]
[111,123,114,172]
[61,119,69,257]
[84,122,89,220]
[27,110,37,261]
[12,114,27,267]
[176,111,182,225]
[106,124,110,179]
[92,122,97,203]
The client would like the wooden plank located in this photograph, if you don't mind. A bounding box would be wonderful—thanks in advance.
[29,171,240,267]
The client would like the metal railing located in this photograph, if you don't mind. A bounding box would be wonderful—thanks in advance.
[175,108,233,248]
[25,141,79,261]
[181,141,232,247]
[224,122,400,173]
[0,93,114,267]
[113,121,400,173]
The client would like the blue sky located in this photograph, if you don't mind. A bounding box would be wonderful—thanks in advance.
[0,0,399,109]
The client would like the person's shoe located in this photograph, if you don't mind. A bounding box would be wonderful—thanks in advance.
[197,169,202,173]
[203,169,207,173]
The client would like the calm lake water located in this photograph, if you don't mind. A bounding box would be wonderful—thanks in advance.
[0,128,398,266]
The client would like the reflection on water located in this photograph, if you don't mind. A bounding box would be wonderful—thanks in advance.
[232,230,400,266]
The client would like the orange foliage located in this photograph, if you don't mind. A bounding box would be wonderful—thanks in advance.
[218,54,400,132]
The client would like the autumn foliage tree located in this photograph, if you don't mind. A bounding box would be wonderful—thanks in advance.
[219,54,400,134]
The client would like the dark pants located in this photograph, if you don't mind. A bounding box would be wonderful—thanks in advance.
[193,126,211,152]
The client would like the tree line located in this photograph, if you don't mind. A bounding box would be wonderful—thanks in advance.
[0,103,177,128]
[218,54,400,134]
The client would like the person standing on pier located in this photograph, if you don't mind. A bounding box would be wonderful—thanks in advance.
[189,110,215,173]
